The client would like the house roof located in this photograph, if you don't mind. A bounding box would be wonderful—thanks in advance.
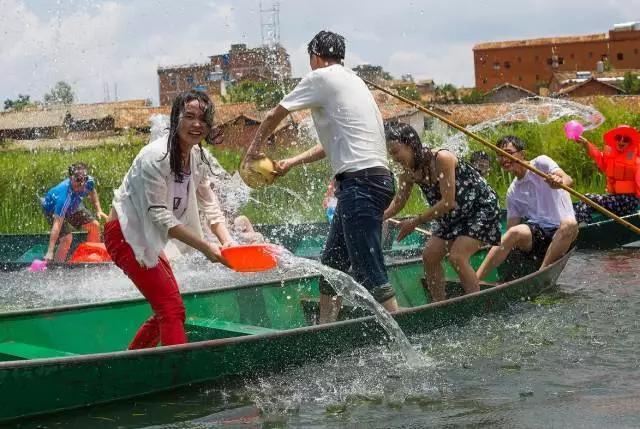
[474,33,608,50]
[487,83,537,96]
[552,69,640,85]
[556,78,626,96]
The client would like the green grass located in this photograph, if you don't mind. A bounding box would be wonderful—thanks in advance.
[0,98,637,233]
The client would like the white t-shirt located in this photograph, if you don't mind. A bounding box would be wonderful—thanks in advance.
[506,155,576,229]
[279,64,389,175]
[172,172,191,219]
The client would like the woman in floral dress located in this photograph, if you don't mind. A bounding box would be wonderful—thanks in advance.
[383,122,501,302]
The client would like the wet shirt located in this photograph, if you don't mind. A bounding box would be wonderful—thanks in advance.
[506,156,575,228]
[279,64,388,175]
[42,177,95,217]
[172,172,191,219]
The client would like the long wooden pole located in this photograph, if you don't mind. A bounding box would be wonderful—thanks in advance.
[364,78,640,236]
[387,218,431,236]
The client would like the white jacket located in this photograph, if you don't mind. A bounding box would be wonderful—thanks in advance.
[112,136,226,267]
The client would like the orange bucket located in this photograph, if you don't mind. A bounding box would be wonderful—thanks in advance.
[68,242,112,264]
[221,244,280,272]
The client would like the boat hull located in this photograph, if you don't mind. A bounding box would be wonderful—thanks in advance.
[0,249,571,423]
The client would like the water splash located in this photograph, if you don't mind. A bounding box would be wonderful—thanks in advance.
[273,249,428,367]
[442,96,605,156]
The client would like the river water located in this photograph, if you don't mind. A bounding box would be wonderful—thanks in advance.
[9,248,640,429]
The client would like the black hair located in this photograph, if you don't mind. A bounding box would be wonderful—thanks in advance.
[384,121,427,170]
[162,90,215,182]
[307,30,345,61]
[68,162,88,177]
[496,135,526,151]
[470,151,490,162]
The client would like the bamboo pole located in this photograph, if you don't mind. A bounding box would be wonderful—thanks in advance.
[387,218,431,236]
[364,78,640,237]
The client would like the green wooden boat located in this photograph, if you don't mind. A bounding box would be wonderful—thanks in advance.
[0,248,571,423]
[0,223,425,271]
[574,211,640,250]
[1,207,637,271]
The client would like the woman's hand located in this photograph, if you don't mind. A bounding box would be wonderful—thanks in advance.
[96,210,109,221]
[397,217,420,242]
[202,242,230,267]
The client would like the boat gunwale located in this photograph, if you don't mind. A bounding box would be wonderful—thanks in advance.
[0,249,572,370]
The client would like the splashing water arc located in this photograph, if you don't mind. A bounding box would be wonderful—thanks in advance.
[442,97,605,155]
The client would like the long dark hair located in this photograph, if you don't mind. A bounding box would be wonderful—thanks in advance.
[384,121,428,171]
[162,90,215,182]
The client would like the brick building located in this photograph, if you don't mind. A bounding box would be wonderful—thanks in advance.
[157,43,291,106]
[473,22,640,94]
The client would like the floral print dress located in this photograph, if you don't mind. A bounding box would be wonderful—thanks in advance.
[419,149,501,245]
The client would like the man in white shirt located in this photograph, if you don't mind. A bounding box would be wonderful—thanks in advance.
[244,31,398,322]
[477,135,578,280]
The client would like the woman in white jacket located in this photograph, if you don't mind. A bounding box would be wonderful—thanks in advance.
[105,91,231,349]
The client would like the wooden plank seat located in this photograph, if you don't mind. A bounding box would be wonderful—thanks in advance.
[0,341,77,360]
[185,317,279,341]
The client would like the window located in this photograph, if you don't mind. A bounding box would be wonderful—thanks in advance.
[635,48,639,55]
[482,78,488,84]
[186,75,195,85]
[588,52,593,58]
[170,78,177,86]
[558,57,564,65]
[617,52,624,60]
[493,62,500,71]
[570,53,575,59]
[518,76,523,81]
[535,55,539,61]
[535,74,540,80]
[517,56,522,63]
[504,61,511,69]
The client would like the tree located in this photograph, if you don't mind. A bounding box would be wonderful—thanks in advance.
[3,94,36,111]
[434,83,459,104]
[461,88,487,104]
[223,80,294,110]
[395,85,421,101]
[43,81,75,105]
[622,72,640,95]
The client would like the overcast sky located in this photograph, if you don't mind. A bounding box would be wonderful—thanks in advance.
[1,0,638,105]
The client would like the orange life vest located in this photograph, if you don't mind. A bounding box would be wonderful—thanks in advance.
[597,144,640,195]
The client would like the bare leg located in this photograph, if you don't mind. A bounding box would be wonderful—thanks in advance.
[380,296,398,312]
[83,220,101,243]
[448,236,482,294]
[54,233,73,262]
[422,237,448,302]
[476,224,533,280]
[319,294,342,324]
[540,219,578,268]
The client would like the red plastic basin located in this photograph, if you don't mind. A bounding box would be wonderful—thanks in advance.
[221,244,280,272]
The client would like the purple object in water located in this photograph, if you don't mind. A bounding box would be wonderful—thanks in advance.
[564,120,585,141]
[28,259,47,272]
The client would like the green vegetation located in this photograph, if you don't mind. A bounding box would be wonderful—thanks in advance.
[43,81,75,106]
[0,99,638,233]
[622,72,640,95]
[222,80,295,110]
[3,94,37,112]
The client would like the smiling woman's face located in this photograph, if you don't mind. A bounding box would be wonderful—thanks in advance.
[177,99,210,148]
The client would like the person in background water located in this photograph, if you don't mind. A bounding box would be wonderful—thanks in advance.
[469,151,491,178]
[244,30,398,322]
[42,162,107,262]
[104,90,231,349]
[573,125,640,223]
[383,122,501,301]
[477,135,578,280]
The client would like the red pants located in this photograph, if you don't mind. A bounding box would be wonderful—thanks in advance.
[104,220,186,349]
